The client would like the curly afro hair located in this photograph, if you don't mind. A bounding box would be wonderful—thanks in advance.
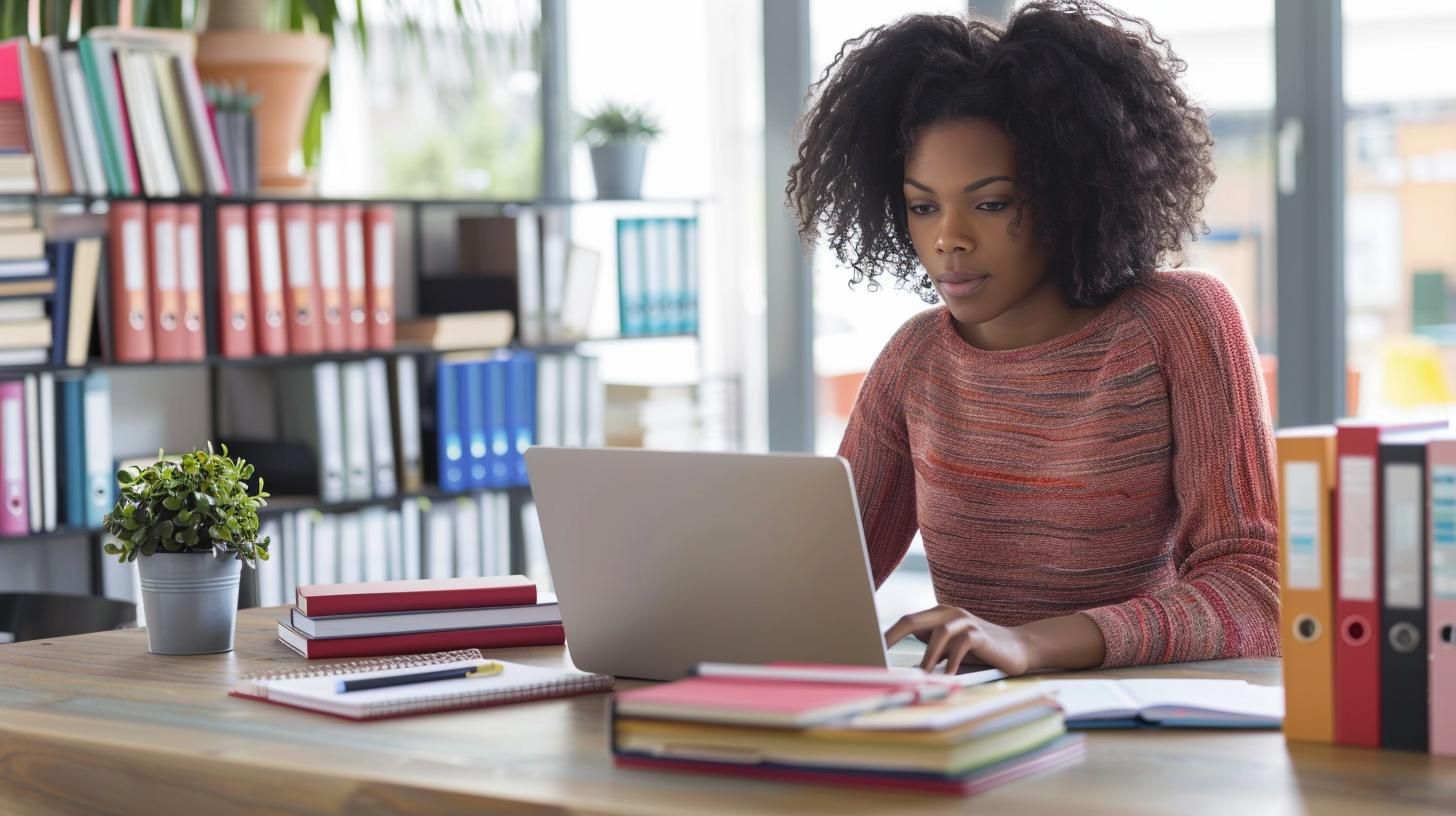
[785,1,1215,307]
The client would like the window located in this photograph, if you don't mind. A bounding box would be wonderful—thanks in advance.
[1343,0,1456,419]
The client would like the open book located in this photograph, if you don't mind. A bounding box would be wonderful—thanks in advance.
[230,649,613,720]
[1020,678,1284,729]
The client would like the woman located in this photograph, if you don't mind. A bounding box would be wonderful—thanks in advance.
[786,1,1279,675]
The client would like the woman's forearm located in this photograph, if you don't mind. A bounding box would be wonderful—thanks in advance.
[1015,612,1107,671]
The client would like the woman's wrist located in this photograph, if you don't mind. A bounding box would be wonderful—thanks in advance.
[1012,612,1107,672]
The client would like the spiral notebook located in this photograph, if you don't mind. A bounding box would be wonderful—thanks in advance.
[229,649,614,720]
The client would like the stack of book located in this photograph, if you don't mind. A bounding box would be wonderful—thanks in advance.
[611,664,1085,796]
[278,575,564,660]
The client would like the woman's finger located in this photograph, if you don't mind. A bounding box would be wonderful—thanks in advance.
[920,618,970,672]
[884,606,956,646]
[943,635,976,676]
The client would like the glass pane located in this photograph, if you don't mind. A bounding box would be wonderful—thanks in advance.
[320,1,542,199]
[1344,0,1456,419]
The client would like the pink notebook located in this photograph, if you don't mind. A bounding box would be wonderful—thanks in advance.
[614,675,934,728]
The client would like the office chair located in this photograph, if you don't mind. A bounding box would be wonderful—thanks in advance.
[0,593,138,643]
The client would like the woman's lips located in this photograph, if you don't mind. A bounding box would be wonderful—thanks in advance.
[937,273,989,299]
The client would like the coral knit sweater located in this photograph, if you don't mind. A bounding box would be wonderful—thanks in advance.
[841,270,1281,667]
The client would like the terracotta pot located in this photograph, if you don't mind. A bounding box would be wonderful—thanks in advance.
[195,30,330,192]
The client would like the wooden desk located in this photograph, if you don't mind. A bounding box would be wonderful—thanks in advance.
[0,608,1453,815]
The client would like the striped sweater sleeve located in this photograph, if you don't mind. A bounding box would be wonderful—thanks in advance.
[1081,274,1282,667]
[838,320,923,587]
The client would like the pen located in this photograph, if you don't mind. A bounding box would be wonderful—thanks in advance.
[336,662,503,693]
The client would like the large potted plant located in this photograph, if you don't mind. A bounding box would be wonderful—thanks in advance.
[580,102,662,200]
[102,445,271,655]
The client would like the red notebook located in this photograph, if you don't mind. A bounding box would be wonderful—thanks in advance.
[295,575,537,617]
[276,619,564,660]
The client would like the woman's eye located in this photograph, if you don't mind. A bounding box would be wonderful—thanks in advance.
[977,201,1009,213]
[908,204,937,216]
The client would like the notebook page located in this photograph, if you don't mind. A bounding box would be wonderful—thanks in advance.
[261,660,599,719]
[1116,679,1284,724]
[1026,679,1141,720]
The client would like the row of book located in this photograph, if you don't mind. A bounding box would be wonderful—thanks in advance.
[254,491,523,608]
[434,350,604,492]
[0,371,111,537]
[106,201,398,363]
[0,209,62,366]
[1277,419,1456,756]
[616,216,699,337]
[201,358,418,512]
[280,575,563,660]
[1,29,232,197]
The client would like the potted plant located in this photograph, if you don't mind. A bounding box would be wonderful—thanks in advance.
[102,445,271,655]
[580,102,662,200]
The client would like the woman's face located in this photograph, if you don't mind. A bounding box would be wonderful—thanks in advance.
[902,118,1052,332]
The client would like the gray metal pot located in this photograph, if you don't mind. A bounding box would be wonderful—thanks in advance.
[590,140,647,199]
[137,552,242,655]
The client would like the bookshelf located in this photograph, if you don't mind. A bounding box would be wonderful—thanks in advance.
[0,192,707,608]
[0,24,711,614]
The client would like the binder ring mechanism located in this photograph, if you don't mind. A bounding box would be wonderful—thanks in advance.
[1388,622,1420,655]
[1341,615,1371,647]
[1292,614,1321,643]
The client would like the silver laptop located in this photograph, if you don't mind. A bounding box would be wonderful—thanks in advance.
[524,447,896,681]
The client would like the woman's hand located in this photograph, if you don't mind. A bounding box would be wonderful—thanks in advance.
[884,604,1034,676]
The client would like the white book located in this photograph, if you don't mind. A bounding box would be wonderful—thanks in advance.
[583,355,605,448]
[130,50,182,197]
[337,513,364,584]
[170,55,229,193]
[340,362,373,500]
[114,52,159,196]
[453,498,482,578]
[59,50,108,195]
[82,374,112,528]
[401,498,423,581]
[312,513,340,585]
[561,353,585,448]
[361,507,390,582]
[39,37,83,197]
[514,208,543,345]
[541,208,568,342]
[38,372,56,532]
[426,504,455,579]
[289,595,562,639]
[385,508,404,580]
[294,511,315,589]
[315,363,347,503]
[257,517,284,607]
[280,512,298,601]
[535,353,563,447]
[476,492,496,576]
[493,492,511,576]
[365,358,397,498]
[560,244,600,341]
[23,375,40,533]
[392,355,423,492]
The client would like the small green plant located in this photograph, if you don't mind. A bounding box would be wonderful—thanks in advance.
[102,444,271,567]
[578,102,663,147]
